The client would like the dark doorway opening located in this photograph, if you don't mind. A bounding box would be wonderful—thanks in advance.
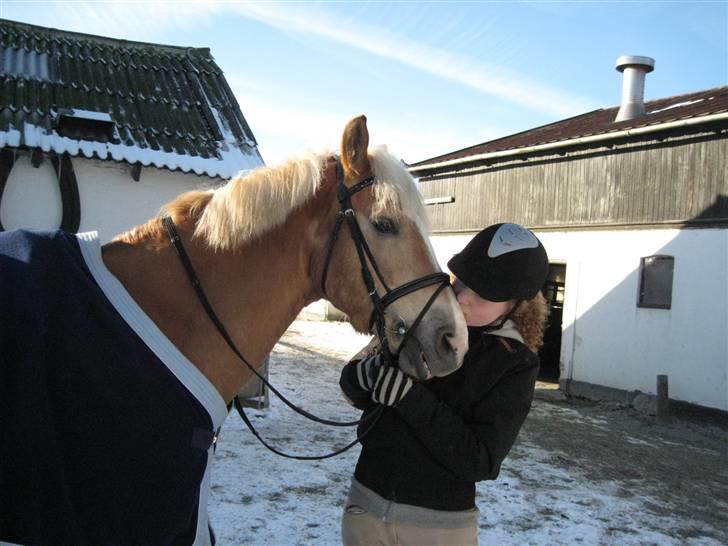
[538,263,565,382]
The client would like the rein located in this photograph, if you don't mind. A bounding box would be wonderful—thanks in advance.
[162,157,451,459]
[162,216,360,426]
[163,216,374,461]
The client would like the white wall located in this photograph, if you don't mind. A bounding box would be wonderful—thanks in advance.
[430,228,728,411]
[1,155,220,242]
[1,155,63,230]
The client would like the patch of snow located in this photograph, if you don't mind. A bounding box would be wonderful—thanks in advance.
[207,319,726,546]
[0,121,262,180]
[0,126,21,147]
[623,436,659,447]
[649,99,705,114]
[61,109,113,122]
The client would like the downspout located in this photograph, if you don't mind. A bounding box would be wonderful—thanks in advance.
[562,261,580,395]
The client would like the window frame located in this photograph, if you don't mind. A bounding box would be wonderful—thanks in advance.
[637,254,674,310]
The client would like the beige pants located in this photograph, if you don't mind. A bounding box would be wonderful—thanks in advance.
[341,504,479,546]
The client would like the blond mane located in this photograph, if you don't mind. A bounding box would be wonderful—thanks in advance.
[369,145,430,235]
[172,146,428,251]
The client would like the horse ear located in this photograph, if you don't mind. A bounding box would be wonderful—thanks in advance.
[341,115,372,180]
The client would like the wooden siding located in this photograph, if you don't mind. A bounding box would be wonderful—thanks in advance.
[417,133,728,232]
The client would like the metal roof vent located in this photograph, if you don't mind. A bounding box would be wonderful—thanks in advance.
[615,55,655,122]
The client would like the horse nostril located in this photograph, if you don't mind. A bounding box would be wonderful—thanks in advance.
[440,332,456,356]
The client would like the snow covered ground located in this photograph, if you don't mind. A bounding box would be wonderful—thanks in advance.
[208,320,728,546]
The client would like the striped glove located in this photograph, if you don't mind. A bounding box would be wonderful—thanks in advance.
[354,353,382,391]
[371,366,414,407]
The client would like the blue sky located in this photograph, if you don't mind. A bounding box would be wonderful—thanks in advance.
[2,1,726,165]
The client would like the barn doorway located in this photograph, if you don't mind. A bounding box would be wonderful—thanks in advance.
[538,263,566,382]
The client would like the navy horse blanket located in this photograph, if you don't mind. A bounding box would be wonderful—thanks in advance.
[0,229,227,546]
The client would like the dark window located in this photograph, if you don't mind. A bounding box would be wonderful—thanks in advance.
[638,255,674,309]
[56,110,116,142]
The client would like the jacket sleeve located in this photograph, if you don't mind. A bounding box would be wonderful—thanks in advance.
[339,339,380,411]
[394,348,538,482]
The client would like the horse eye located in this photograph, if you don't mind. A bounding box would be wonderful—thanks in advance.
[372,218,398,235]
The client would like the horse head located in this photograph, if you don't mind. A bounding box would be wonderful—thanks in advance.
[317,116,467,379]
[113,115,467,389]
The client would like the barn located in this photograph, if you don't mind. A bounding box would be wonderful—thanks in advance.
[411,56,727,413]
[0,18,263,241]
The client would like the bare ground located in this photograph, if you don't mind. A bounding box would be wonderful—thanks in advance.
[519,384,728,544]
[210,320,728,545]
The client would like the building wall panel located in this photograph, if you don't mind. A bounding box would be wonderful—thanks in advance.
[429,228,728,411]
[418,135,728,231]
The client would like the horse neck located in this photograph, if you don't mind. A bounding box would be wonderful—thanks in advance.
[102,209,323,403]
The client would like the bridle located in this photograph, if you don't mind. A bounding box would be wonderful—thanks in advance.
[162,156,452,459]
[320,159,451,363]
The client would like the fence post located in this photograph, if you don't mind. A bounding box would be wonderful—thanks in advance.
[656,374,670,423]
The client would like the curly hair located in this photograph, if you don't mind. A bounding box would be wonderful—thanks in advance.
[511,292,550,353]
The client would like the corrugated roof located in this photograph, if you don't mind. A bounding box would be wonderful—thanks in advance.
[0,18,263,178]
[412,86,728,168]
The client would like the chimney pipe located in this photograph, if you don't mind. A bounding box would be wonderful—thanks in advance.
[615,55,655,122]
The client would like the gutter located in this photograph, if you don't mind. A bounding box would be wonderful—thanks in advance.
[429,217,728,234]
[409,112,728,173]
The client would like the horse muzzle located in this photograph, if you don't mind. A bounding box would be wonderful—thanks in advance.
[388,308,467,380]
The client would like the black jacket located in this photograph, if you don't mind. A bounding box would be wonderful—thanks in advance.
[339,326,539,511]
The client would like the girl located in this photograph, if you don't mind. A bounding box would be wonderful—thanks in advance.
[339,223,550,546]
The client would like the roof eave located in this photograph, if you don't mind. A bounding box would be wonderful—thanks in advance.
[409,112,728,174]
[0,129,263,180]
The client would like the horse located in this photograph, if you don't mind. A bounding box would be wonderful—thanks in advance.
[0,115,468,545]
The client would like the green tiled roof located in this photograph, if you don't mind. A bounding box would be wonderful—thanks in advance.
[0,18,263,178]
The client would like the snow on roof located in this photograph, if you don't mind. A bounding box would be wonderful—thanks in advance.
[0,18,264,179]
[1,119,262,179]
[60,109,114,123]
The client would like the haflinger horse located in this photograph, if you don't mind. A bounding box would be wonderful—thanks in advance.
[0,116,467,546]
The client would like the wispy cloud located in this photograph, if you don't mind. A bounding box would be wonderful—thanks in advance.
[7,1,598,117]
[3,1,592,161]
[225,2,599,117]
[2,0,220,43]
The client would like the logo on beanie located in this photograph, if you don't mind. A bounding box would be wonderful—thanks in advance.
[487,223,539,257]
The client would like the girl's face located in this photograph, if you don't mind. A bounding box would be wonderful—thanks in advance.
[452,278,514,327]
